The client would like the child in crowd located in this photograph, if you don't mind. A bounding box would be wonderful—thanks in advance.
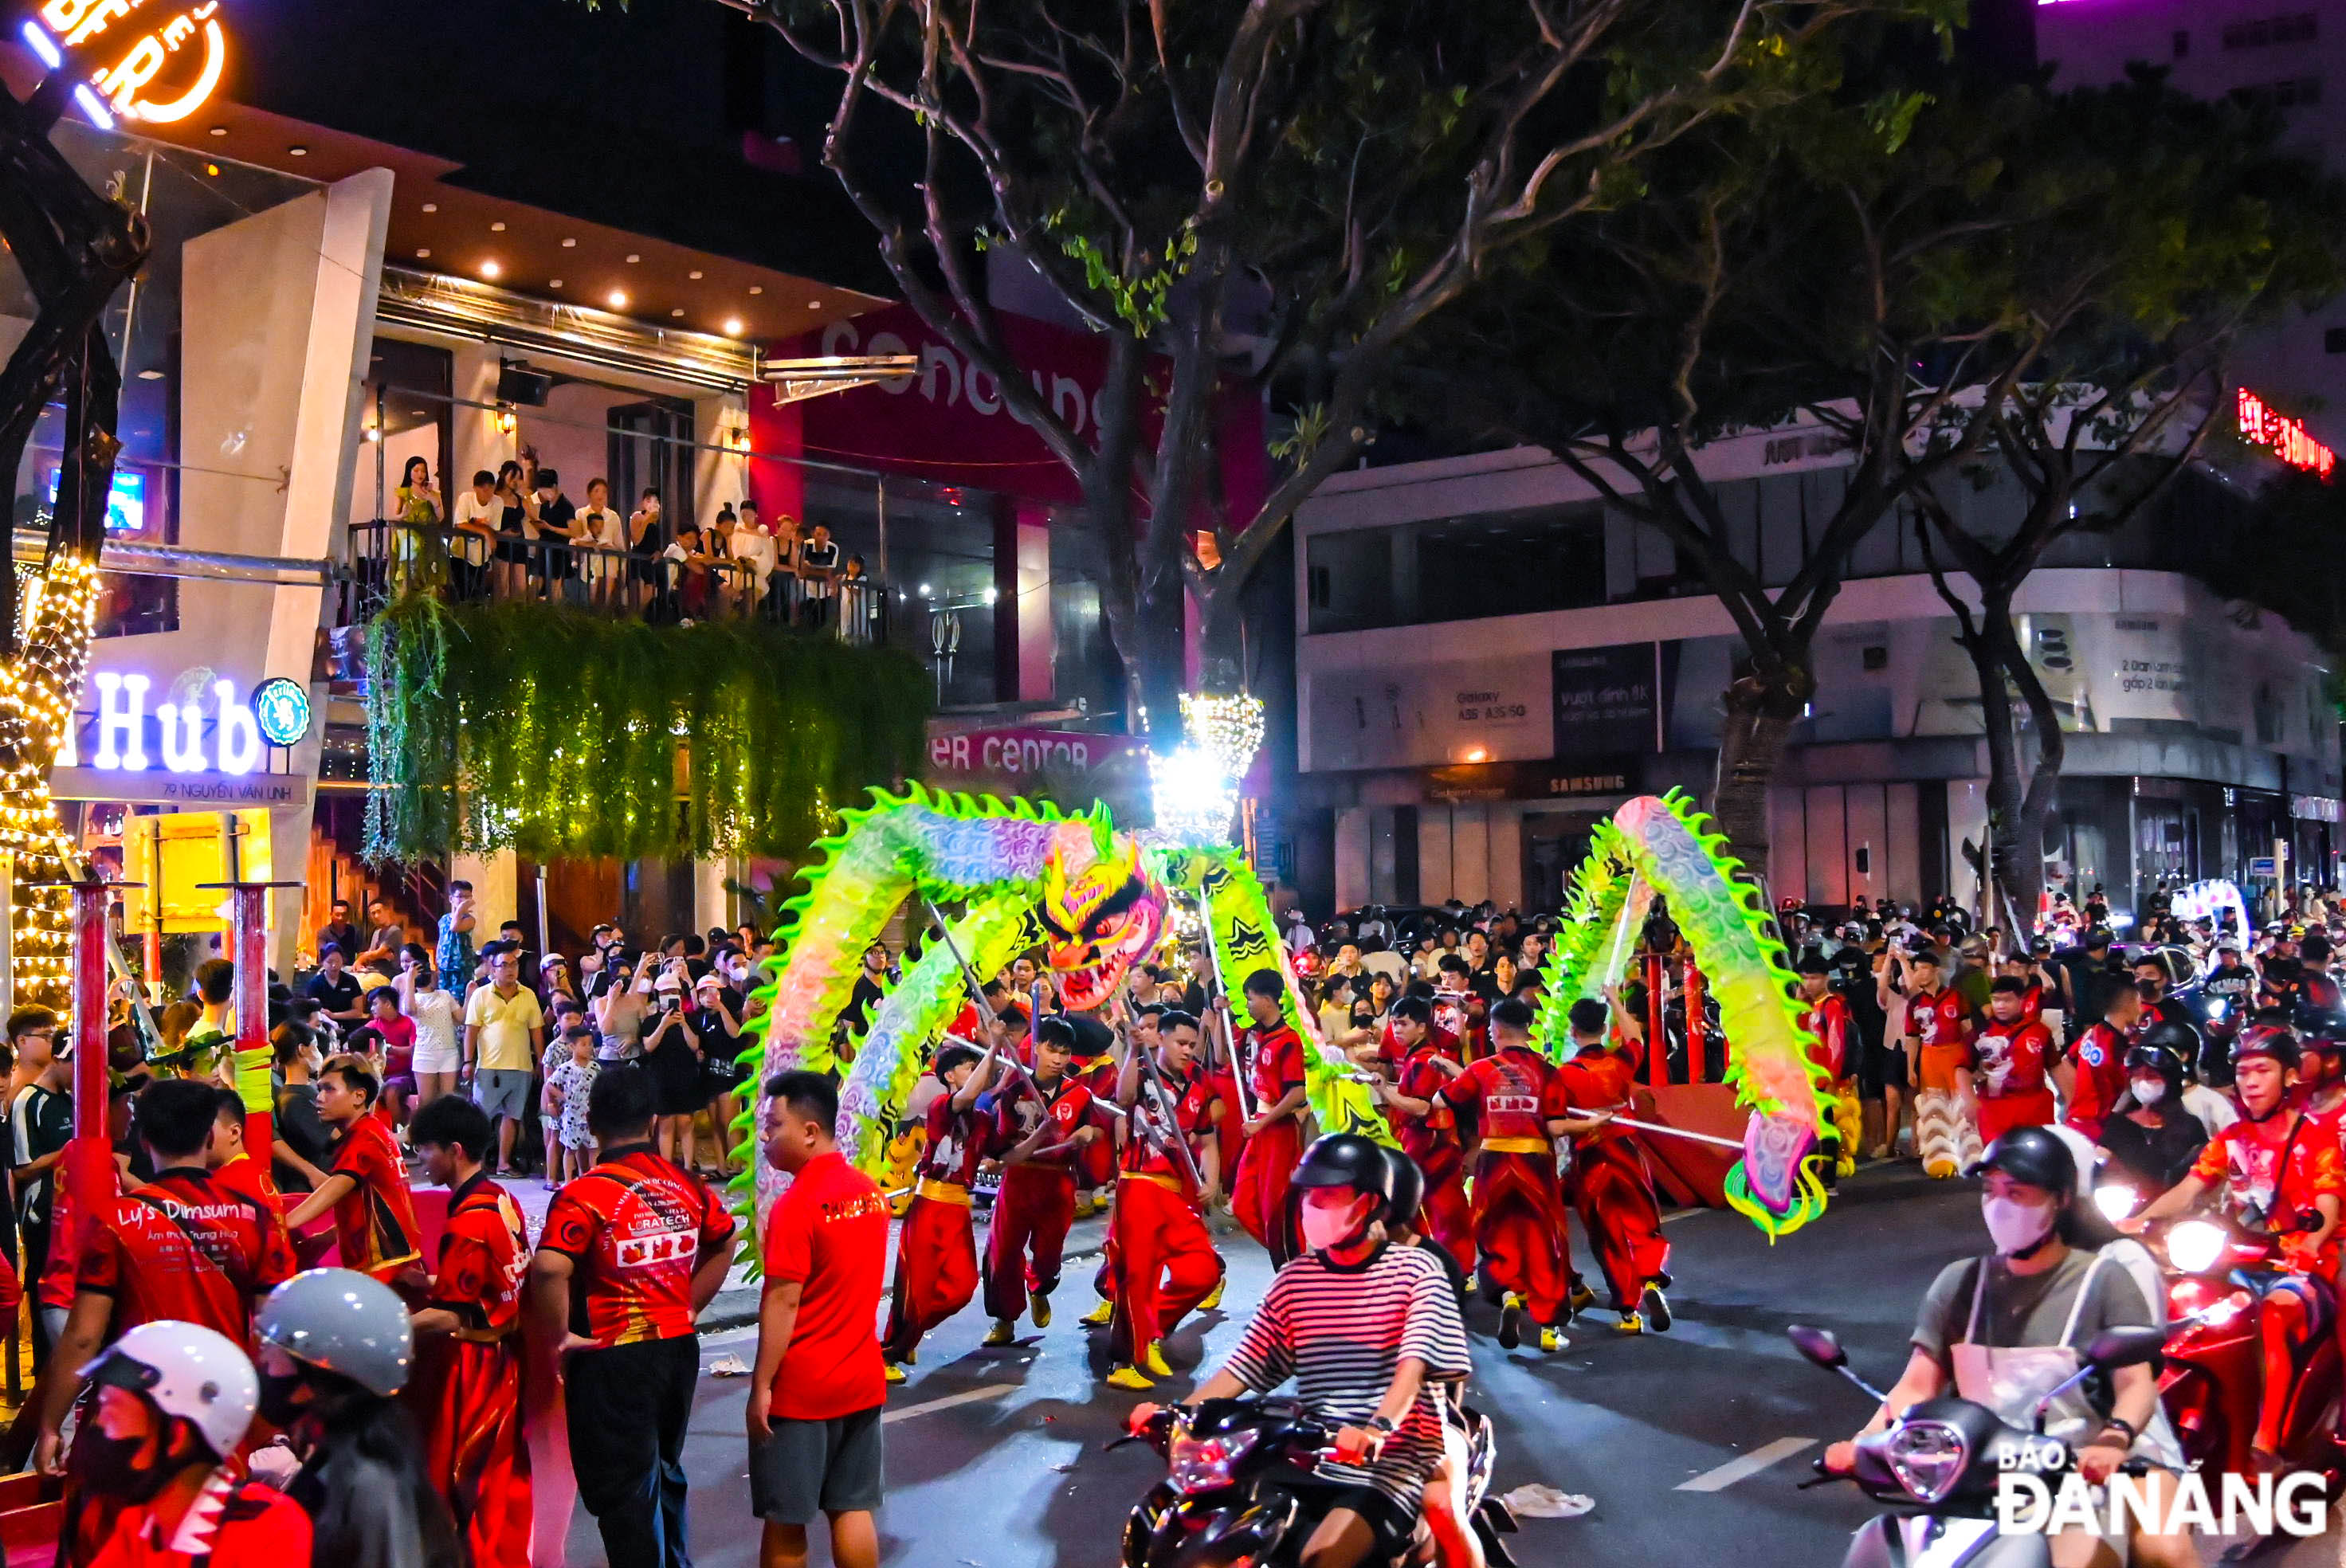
[543,1024,600,1187]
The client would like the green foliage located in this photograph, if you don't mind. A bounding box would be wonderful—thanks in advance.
[361,596,931,864]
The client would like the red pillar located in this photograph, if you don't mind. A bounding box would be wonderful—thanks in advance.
[63,881,113,1225]
[1685,959,1708,1081]
[1645,952,1667,1090]
[199,880,298,1184]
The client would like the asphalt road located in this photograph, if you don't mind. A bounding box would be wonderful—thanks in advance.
[551,1166,2031,1567]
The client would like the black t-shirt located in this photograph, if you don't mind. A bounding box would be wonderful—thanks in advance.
[539,495,579,575]
[692,1007,744,1087]
[306,970,363,1017]
[273,1081,333,1183]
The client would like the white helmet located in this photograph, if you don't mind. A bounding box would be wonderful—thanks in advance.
[81,1321,260,1463]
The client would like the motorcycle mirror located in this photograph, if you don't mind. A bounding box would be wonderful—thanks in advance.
[1786,1324,1847,1370]
[2082,1324,2166,1370]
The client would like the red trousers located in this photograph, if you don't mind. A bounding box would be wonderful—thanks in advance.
[1231,1118,1303,1264]
[1079,1125,1117,1190]
[1473,1150,1573,1326]
[1573,1139,1670,1310]
[1107,1174,1224,1361]
[885,1191,978,1358]
[1976,1088,2058,1147]
[407,1337,531,1568]
[985,1163,1077,1320]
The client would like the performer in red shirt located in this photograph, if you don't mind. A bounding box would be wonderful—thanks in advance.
[2127,1028,2341,1462]
[406,1096,532,1568]
[528,1066,736,1568]
[1370,996,1473,1274]
[2062,983,2142,1141]
[1228,970,1310,1265]
[284,1060,422,1284]
[883,1042,1001,1373]
[34,1080,297,1476]
[1794,956,1861,1188]
[983,1016,1099,1343]
[1104,1010,1224,1390]
[57,1322,309,1568]
[203,1089,283,1213]
[1555,996,1672,1333]
[1440,998,1612,1353]
[1972,977,2058,1145]
[749,1070,892,1568]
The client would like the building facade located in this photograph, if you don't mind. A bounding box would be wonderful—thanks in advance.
[1287,425,2341,924]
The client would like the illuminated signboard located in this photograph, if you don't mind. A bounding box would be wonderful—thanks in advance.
[2238,388,2336,480]
[21,0,229,131]
[44,465,145,532]
[52,669,309,777]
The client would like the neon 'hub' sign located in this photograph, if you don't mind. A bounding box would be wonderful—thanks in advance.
[58,672,265,775]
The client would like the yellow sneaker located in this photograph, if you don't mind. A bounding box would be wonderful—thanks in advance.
[1497,1293,1524,1350]
[1081,1298,1115,1327]
[1105,1365,1155,1390]
[1030,1293,1053,1329]
[1198,1277,1226,1311]
[1142,1342,1173,1378]
[1614,1311,1646,1335]
[1538,1327,1567,1353]
[884,1362,908,1384]
[983,1319,1018,1348]
[900,1343,917,1366]
[1568,1283,1598,1315]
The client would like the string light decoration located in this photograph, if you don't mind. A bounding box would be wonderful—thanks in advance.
[1148,691,1266,848]
[0,556,105,1006]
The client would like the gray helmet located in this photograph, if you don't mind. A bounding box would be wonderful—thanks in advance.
[256,1268,414,1397]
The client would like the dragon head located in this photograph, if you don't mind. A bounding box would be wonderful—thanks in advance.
[1037,821,1167,1012]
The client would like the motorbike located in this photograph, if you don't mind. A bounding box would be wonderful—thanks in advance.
[1110,1395,1521,1568]
[1789,1321,2167,1567]
[2093,1196,2346,1480]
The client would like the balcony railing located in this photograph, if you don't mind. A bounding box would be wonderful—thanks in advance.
[340,520,887,644]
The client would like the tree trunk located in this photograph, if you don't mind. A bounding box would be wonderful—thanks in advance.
[1964,590,2045,933]
[1987,590,2067,933]
[1711,668,1810,888]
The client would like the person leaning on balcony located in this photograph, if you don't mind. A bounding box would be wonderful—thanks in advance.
[628,487,667,610]
[578,477,626,606]
[708,507,741,615]
[535,468,585,606]
[453,469,500,600]
[493,459,535,599]
[733,497,776,606]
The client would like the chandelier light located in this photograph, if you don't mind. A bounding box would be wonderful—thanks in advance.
[1148,691,1265,847]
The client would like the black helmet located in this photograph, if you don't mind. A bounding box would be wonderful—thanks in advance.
[1291,1133,1397,1207]
[2234,1023,2301,1072]
[2136,1017,2203,1070]
[1963,1126,2078,1195]
[2123,1041,2186,1096]
[2297,1007,2346,1055]
[1382,1146,1424,1230]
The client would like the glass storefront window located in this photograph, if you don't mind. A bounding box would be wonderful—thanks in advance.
[1306,501,1606,633]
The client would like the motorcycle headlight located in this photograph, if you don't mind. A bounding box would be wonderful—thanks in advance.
[2094,1185,2140,1222]
[2209,999,2230,1021]
[1167,1428,1260,1496]
[1886,1420,1970,1504]
[2167,1219,2230,1275]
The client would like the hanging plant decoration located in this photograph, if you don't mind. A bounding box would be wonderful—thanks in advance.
[362,595,930,864]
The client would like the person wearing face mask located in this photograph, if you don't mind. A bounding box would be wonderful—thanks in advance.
[2096,1040,2207,1197]
[1826,1129,2197,1568]
[57,1321,309,1568]
[253,1270,460,1568]
[2123,1026,2342,1471]
[1132,1135,1471,1568]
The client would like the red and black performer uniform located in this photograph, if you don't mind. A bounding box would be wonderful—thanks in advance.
[1441,1046,1574,1328]
[1074,1050,1123,1197]
[1229,1017,1308,1264]
[1974,1015,2058,1144]
[70,1464,312,1568]
[76,1165,298,1340]
[1392,1042,1473,1275]
[984,1069,1095,1323]
[2066,1017,2133,1141]
[883,1089,997,1362]
[539,1142,736,1568]
[1106,1065,1224,1366]
[1555,1041,1670,1315]
[325,1111,423,1284]
[409,1170,532,1568]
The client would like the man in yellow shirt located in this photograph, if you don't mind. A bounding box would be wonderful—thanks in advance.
[463,948,545,1175]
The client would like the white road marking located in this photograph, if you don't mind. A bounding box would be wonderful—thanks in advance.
[1674,1436,1816,1492]
[882,1382,1024,1425]
[1661,1209,1704,1224]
